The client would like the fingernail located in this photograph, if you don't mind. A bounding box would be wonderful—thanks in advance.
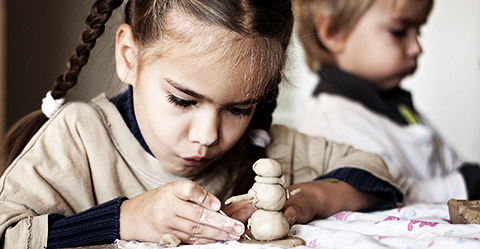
[210,200,221,210]
[233,224,244,235]
[288,215,297,225]
[229,234,240,240]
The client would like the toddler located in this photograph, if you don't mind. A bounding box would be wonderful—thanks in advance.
[293,0,480,204]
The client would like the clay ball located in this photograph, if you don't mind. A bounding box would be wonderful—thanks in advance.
[249,183,286,210]
[253,158,283,177]
[249,209,289,241]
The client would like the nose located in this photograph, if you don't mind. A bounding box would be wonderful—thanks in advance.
[408,35,422,57]
[188,109,220,147]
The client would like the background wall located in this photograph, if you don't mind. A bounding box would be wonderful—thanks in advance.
[0,0,5,136]
[5,0,121,129]
[3,1,480,161]
[273,0,480,162]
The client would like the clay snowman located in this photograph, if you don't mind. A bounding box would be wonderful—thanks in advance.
[225,158,297,241]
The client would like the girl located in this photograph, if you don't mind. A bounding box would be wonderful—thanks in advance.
[293,0,479,204]
[0,0,401,248]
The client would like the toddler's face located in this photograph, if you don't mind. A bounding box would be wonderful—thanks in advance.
[335,0,430,90]
[128,34,264,178]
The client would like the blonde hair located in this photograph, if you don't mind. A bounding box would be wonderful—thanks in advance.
[293,0,433,71]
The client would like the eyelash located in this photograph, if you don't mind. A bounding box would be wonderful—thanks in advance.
[391,29,407,38]
[228,106,253,116]
[167,94,197,108]
[391,27,422,39]
[167,94,253,117]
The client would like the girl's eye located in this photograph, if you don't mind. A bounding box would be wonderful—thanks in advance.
[391,28,407,38]
[167,94,197,108]
[227,106,253,116]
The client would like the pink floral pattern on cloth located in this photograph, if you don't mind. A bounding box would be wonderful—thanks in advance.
[333,211,353,221]
[407,220,438,231]
[115,204,480,249]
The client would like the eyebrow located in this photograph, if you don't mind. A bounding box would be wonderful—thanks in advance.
[395,16,427,26]
[164,78,261,106]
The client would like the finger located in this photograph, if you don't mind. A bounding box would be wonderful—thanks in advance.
[175,201,244,236]
[173,181,221,211]
[224,201,255,224]
[170,229,217,245]
[284,205,300,225]
[171,216,241,242]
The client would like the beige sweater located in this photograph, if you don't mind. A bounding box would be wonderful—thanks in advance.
[0,94,398,248]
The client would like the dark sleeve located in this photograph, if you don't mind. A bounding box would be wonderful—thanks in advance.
[315,168,403,211]
[47,196,128,249]
[459,162,480,200]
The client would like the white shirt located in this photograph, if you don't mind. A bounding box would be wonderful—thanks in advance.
[298,93,467,204]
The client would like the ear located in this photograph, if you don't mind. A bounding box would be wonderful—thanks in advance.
[314,15,347,55]
[115,23,138,85]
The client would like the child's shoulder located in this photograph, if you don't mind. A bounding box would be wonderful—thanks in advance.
[40,93,115,137]
[53,93,110,122]
[268,124,329,144]
[303,93,376,124]
[49,101,99,130]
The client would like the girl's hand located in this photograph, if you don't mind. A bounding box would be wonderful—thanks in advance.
[119,180,245,244]
[223,200,255,224]
[283,180,382,225]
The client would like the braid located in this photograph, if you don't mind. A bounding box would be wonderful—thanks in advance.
[0,0,124,174]
[248,73,281,131]
[51,0,124,99]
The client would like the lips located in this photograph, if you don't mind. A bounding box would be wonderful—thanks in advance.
[406,64,417,75]
[183,156,209,166]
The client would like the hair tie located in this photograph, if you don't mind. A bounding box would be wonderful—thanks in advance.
[250,129,271,148]
[41,91,65,118]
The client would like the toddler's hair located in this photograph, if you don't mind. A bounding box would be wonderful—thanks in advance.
[293,0,433,71]
[1,0,293,195]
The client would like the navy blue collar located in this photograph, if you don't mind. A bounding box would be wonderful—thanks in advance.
[313,65,416,125]
[110,86,154,156]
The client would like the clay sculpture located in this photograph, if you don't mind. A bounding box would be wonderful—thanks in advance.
[225,158,300,241]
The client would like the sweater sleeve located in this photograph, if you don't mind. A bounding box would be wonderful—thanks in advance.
[315,168,402,211]
[459,162,480,200]
[47,196,128,249]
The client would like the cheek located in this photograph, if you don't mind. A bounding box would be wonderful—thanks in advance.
[135,91,184,143]
[220,115,252,145]
[356,39,403,76]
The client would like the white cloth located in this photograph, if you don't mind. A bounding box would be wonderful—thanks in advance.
[249,129,271,148]
[116,203,480,249]
[297,94,467,204]
[41,91,65,118]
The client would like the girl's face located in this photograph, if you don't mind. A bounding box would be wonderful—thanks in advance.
[335,0,430,90]
[116,24,264,178]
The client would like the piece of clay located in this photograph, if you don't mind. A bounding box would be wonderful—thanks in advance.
[288,188,302,198]
[248,183,287,210]
[255,175,286,184]
[226,158,293,241]
[252,158,283,177]
[448,199,480,224]
[159,234,181,248]
[248,209,290,241]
